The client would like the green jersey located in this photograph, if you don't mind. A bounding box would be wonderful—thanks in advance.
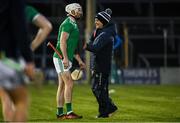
[53,17,79,61]
[25,5,40,22]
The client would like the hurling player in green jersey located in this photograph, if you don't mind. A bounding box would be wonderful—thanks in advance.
[0,0,35,121]
[53,3,85,119]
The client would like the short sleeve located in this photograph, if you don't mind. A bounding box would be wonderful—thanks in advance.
[25,5,39,22]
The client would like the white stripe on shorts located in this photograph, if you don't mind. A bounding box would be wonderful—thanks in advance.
[53,57,72,74]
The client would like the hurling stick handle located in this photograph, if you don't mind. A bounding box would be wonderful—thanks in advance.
[76,69,81,79]
[47,42,63,59]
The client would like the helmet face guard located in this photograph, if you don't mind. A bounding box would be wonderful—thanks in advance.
[65,3,83,18]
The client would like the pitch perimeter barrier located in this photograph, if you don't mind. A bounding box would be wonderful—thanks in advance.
[110,67,180,84]
[43,67,180,84]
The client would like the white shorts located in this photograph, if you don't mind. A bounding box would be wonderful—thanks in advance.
[0,59,26,90]
[53,57,72,74]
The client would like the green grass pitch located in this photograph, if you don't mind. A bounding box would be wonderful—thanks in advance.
[0,83,180,122]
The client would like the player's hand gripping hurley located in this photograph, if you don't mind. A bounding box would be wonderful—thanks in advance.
[47,41,81,80]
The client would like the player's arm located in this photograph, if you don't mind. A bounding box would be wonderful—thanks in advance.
[13,3,35,80]
[60,32,69,68]
[31,14,52,51]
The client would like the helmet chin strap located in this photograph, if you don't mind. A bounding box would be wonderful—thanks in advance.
[76,18,80,20]
[69,15,76,20]
[69,14,81,21]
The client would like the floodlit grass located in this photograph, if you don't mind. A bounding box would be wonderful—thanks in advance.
[0,83,180,122]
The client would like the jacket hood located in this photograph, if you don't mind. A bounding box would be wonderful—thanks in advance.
[102,22,116,37]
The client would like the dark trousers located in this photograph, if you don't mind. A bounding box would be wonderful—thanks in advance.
[91,72,116,116]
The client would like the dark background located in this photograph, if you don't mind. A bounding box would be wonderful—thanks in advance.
[26,0,180,69]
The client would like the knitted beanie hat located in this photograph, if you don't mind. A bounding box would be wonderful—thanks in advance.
[95,8,112,25]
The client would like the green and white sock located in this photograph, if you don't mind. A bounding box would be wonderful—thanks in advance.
[57,107,63,116]
[66,103,73,114]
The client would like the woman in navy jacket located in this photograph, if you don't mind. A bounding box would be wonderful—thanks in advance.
[85,8,118,118]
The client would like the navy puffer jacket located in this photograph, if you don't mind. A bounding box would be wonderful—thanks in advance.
[86,22,116,74]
